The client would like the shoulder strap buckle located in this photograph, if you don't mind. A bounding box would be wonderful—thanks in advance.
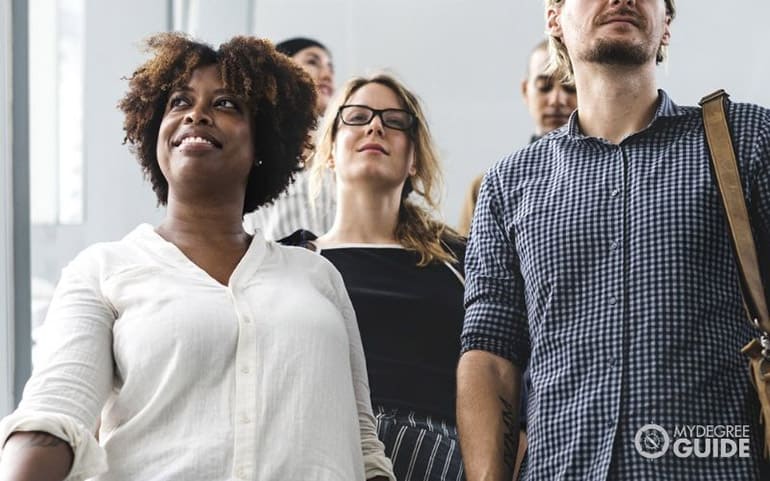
[699,89,729,107]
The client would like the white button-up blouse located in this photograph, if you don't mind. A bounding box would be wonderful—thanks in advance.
[0,224,394,481]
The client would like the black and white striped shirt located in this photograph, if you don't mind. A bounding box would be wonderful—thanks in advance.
[243,169,335,241]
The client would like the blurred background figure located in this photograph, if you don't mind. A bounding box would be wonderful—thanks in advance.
[283,73,467,480]
[457,39,577,236]
[243,36,337,241]
[276,37,335,116]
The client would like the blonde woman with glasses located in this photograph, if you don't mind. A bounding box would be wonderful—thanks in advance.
[281,74,466,480]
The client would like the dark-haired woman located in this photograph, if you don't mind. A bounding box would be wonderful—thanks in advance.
[243,36,336,241]
[0,33,394,481]
[282,74,466,481]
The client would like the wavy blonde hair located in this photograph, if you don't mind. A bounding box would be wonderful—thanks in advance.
[310,73,460,266]
[545,0,676,85]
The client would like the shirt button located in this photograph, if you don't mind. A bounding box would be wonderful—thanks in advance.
[611,188,620,197]
[608,357,618,367]
[241,365,250,374]
[610,240,619,251]
[236,467,246,478]
[243,317,251,324]
[241,413,251,424]
[609,296,617,305]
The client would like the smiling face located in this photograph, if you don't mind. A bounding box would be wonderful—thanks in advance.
[156,64,254,202]
[548,0,671,69]
[522,46,577,135]
[292,46,335,115]
[331,82,416,193]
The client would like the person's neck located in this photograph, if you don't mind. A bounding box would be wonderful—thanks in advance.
[573,62,660,145]
[317,187,401,247]
[158,197,249,248]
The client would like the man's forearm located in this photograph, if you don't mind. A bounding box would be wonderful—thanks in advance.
[0,431,73,481]
[499,395,519,474]
[457,350,521,481]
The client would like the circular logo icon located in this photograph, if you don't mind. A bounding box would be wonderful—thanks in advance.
[634,424,670,459]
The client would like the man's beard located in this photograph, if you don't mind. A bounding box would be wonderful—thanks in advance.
[582,38,652,66]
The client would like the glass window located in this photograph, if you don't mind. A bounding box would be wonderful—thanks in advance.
[172,0,196,33]
[29,0,85,225]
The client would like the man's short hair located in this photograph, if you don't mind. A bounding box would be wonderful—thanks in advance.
[525,39,550,77]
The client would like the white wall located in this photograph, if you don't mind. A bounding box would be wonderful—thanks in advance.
[29,0,770,285]
[30,0,168,284]
[253,0,770,224]
[250,0,532,227]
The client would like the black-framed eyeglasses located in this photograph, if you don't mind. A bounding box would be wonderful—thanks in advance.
[337,105,416,131]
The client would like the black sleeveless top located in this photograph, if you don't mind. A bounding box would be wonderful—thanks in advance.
[281,230,466,422]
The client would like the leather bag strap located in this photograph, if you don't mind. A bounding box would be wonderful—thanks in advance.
[700,89,770,334]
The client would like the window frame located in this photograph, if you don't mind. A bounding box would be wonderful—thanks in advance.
[1,0,15,415]
[3,0,32,415]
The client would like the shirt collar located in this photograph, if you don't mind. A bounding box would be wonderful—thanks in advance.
[130,223,268,286]
[555,89,689,141]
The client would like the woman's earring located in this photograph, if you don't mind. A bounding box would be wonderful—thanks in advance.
[255,159,263,167]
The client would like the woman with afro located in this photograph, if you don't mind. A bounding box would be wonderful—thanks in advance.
[0,33,394,481]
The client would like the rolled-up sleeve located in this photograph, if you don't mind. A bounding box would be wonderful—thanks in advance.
[0,249,115,480]
[461,163,531,369]
[333,272,396,481]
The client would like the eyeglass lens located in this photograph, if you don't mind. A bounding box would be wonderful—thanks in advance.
[339,105,414,130]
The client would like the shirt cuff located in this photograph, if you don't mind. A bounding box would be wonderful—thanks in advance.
[363,451,396,481]
[461,333,529,369]
[0,411,107,480]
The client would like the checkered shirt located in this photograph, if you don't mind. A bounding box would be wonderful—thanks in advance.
[462,90,770,480]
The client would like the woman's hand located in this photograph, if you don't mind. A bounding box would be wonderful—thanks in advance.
[0,431,73,481]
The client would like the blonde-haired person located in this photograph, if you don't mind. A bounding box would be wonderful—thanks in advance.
[282,74,467,480]
[459,0,770,479]
[544,0,675,86]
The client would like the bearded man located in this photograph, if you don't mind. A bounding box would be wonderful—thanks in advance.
[456,1,770,479]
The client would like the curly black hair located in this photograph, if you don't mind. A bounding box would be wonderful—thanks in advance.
[118,33,317,214]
